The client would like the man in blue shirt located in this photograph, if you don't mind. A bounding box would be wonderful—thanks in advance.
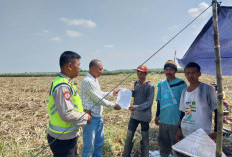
[155,60,187,157]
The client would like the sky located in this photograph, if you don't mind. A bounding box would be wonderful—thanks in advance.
[1,0,232,73]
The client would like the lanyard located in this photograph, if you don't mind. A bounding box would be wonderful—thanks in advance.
[165,79,178,105]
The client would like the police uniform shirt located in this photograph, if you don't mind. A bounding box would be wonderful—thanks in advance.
[48,73,88,140]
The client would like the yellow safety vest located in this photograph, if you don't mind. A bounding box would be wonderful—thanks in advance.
[48,75,83,134]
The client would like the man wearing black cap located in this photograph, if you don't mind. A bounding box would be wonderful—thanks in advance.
[155,60,187,157]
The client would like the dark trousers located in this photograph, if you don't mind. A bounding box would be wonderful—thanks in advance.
[158,123,178,157]
[128,117,149,132]
[47,134,78,157]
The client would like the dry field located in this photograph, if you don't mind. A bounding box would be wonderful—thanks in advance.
[0,73,231,157]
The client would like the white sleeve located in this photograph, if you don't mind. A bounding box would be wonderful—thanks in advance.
[179,89,187,112]
[82,80,115,107]
[101,91,113,98]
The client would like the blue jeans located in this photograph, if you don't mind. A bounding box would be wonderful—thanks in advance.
[82,117,104,157]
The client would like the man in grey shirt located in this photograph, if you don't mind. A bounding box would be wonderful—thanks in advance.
[123,65,154,157]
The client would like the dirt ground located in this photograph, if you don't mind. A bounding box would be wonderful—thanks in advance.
[0,74,232,156]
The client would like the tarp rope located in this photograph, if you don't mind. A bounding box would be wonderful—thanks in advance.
[35,3,212,157]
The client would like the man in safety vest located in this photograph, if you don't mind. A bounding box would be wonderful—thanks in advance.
[47,51,91,157]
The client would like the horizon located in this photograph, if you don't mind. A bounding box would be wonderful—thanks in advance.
[0,67,185,74]
[1,0,232,73]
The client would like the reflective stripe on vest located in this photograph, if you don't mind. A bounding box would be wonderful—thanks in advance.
[51,108,58,115]
[50,105,79,117]
[49,122,79,132]
[48,75,83,134]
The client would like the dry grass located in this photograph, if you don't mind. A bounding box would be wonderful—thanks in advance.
[0,73,231,157]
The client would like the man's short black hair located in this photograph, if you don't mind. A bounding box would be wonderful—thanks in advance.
[59,51,81,68]
[184,62,201,72]
[89,59,101,69]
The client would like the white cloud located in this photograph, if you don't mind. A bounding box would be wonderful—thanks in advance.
[60,17,96,28]
[169,25,179,31]
[66,30,82,37]
[51,37,61,42]
[43,29,50,33]
[104,44,114,48]
[188,2,210,18]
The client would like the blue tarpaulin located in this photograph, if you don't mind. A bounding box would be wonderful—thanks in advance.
[177,6,232,76]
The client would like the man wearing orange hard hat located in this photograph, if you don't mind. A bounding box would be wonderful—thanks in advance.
[123,65,154,157]
[137,65,148,73]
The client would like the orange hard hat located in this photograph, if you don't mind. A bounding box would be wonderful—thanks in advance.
[137,65,148,73]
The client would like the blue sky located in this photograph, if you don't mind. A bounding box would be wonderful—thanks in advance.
[1,0,232,73]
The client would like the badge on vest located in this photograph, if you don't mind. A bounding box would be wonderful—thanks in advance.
[64,91,71,100]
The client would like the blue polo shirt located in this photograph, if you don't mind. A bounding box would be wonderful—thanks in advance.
[157,78,187,125]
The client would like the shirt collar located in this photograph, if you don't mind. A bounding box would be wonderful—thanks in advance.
[59,73,74,83]
[166,78,177,83]
[86,72,97,81]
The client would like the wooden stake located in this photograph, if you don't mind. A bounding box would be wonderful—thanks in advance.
[212,0,223,156]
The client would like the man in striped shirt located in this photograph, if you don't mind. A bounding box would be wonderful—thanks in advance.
[81,59,121,157]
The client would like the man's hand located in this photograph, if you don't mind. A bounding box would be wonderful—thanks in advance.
[155,117,159,126]
[113,89,120,96]
[176,128,183,141]
[84,110,92,124]
[84,110,91,115]
[87,114,92,124]
[209,132,217,140]
[114,104,121,110]
[129,106,134,111]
